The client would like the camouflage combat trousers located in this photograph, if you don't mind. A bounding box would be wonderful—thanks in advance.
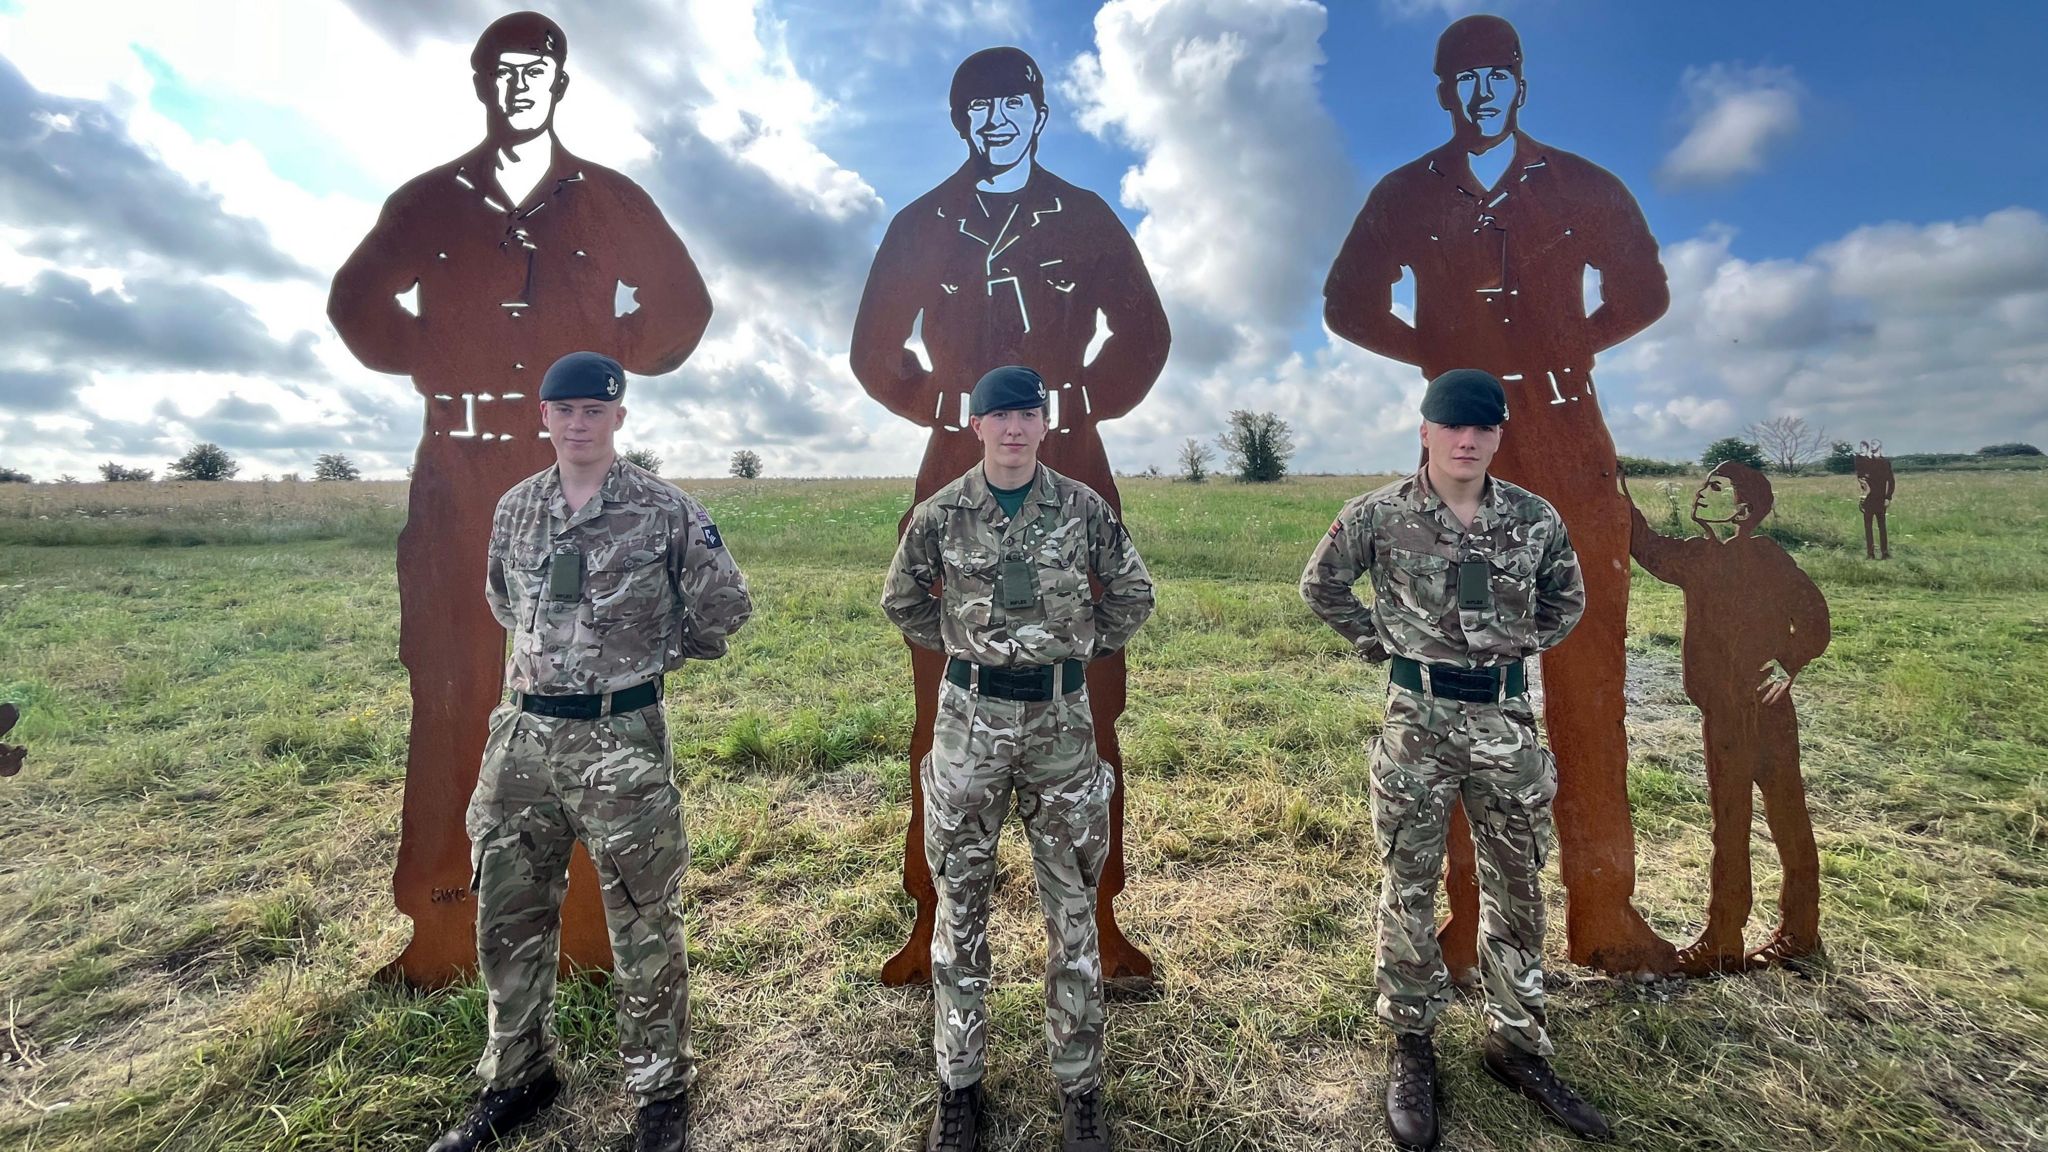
[1370,683,1558,1056]
[923,677,1115,1095]
[466,699,692,1103]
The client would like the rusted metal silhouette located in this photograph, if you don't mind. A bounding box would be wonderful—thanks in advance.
[0,703,24,778]
[1325,14,1678,975]
[328,11,712,985]
[850,46,1170,986]
[1627,462,1831,973]
[1855,440,1894,560]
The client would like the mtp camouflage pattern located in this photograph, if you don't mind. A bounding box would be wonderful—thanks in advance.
[1300,469,1584,1056]
[488,458,753,694]
[1299,470,1582,667]
[924,680,1116,1094]
[880,464,1153,665]
[471,457,750,1104]
[469,700,694,1101]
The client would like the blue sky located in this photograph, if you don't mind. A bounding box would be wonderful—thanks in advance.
[1,0,2043,480]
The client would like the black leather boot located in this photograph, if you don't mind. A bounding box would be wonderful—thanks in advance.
[925,1080,984,1152]
[426,1068,561,1152]
[636,1090,688,1152]
[1482,1033,1612,1141]
[1384,1032,1441,1152]
[1060,1086,1110,1151]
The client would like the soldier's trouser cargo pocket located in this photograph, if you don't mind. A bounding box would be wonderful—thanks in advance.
[467,702,694,1104]
[924,679,1114,1095]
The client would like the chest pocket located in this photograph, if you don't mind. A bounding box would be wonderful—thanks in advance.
[1031,514,1091,629]
[940,540,1000,626]
[506,544,554,629]
[1485,545,1541,622]
[584,533,672,635]
[1382,546,1455,623]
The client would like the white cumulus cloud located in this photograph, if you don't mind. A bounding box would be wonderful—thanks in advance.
[1659,63,1802,188]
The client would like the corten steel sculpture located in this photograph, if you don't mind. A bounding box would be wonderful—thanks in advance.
[328,12,712,985]
[850,47,1170,986]
[1325,14,1678,974]
[1855,440,1895,560]
[0,703,24,778]
[1626,462,1831,973]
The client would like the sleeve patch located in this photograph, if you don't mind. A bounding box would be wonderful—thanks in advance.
[701,522,725,550]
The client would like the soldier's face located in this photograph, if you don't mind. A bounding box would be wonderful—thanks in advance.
[966,93,1046,172]
[1692,474,1747,524]
[542,399,624,467]
[490,52,561,134]
[1450,65,1520,139]
[1421,420,1502,484]
[971,405,1049,469]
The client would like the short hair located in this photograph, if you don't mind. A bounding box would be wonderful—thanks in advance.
[1707,460,1774,523]
[471,11,568,75]
[949,47,1046,139]
[1434,14,1521,79]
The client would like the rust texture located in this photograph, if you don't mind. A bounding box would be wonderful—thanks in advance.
[1627,463,1831,973]
[1855,441,1895,560]
[1325,15,1678,975]
[851,47,1170,987]
[0,703,24,778]
[327,12,712,986]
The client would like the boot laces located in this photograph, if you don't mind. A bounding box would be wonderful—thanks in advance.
[1391,1038,1437,1110]
[1068,1090,1102,1142]
[937,1087,974,1145]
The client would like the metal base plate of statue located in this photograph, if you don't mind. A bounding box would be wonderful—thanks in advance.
[1324,15,1678,976]
[1627,463,1831,974]
[0,703,24,778]
[851,48,1171,987]
[1855,441,1895,560]
[327,12,712,986]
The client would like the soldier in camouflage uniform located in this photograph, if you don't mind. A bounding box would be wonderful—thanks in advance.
[881,365,1154,1152]
[426,351,751,1152]
[1300,369,1609,1151]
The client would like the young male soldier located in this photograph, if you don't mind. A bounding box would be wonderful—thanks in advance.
[427,351,750,1152]
[881,365,1155,1152]
[1300,369,1607,1150]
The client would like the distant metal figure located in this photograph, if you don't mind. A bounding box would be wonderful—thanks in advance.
[1855,440,1895,560]
[1627,462,1831,974]
[1324,14,1677,976]
[328,10,713,985]
[0,703,24,778]
[851,46,1170,987]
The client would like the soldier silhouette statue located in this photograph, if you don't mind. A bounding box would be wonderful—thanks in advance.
[1626,462,1831,973]
[1325,14,1678,974]
[328,11,713,984]
[1855,440,1895,560]
[850,46,1171,986]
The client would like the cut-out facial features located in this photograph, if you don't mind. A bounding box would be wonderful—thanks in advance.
[966,92,1045,174]
[1692,473,1748,526]
[1453,64,1520,140]
[490,52,562,136]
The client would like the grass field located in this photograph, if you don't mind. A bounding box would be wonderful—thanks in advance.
[1,471,2044,1151]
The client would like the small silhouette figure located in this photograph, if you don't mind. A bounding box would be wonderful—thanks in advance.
[0,703,24,778]
[850,46,1170,987]
[1854,440,1895,560]
[1626,462,1831,974]
[328,11,713,985]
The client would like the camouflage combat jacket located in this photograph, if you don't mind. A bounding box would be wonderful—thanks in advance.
[882,463,1154,666]
[1299,470,1583,667]
[487,458,752,695]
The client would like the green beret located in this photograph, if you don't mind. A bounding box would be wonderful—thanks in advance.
[540,351,626,402]
[970,365,1048,416]
[1420,368,1508,426]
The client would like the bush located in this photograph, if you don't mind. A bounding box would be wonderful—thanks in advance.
[1701,437,1767,471]
[730,450,762,479]
[1218,411,1294,483]
[620,447,662,474]
[1979,442,2043,457]
[99,462,155,482]
[1615,455,1691,477]
[1824,440,1856,474]
[168,442,239,481]
[1178,438,1212,483]
[313,453,361,482]
[0,466,30,483]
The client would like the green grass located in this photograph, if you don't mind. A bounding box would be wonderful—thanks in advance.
[1,473,2044,1150]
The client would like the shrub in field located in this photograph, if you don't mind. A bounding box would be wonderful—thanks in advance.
[621,447,662,473]
[314,453,361,481]
[1178,437,1212,483]
[1617,455,1691,477]
[1825,440,1856,473]
[99,462,155,482]
[730,450,763,479]
[1979,442,2043,457]
[168,442,239,481]
[0,466,29,483]
[1218,410,1293,482]
[1701,437,1767,471]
